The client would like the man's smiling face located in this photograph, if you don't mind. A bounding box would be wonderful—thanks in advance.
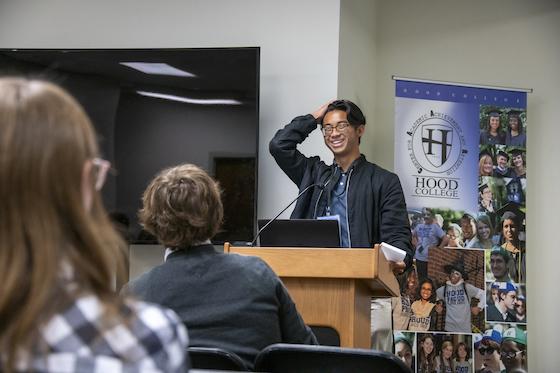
[322,110,364,158]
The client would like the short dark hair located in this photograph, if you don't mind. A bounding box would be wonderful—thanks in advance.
[498,288,515,300]
[481,338,500,352]
[422,207,434,218]
[395,337,412,352]
[461,213,477,224]
[491,248,511,264]
[500,211,519,228]
[321,99,366,127]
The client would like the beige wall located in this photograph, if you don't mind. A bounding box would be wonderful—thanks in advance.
[366,0,559,370]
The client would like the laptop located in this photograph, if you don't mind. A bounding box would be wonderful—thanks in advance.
[257,219,340,248]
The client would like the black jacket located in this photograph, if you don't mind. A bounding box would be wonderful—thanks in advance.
[269,114,414,267]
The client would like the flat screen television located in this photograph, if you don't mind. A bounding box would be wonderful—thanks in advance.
[0,48,260,244]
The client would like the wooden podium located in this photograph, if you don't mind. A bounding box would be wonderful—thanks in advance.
[224,243,399,348]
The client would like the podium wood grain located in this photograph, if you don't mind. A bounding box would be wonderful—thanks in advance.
[224,244,398,348]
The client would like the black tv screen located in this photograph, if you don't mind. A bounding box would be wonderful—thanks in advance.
[0,48,259,244]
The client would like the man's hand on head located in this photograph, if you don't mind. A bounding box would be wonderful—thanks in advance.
[312,100,335,122]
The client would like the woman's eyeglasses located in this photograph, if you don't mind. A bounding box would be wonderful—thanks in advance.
[92,158,112,191]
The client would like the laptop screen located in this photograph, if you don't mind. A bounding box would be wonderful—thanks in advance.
[257,219,340,248]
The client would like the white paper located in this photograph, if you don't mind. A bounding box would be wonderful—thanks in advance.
[380,242,406,262]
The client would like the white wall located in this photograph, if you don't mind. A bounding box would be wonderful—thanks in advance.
[338,0,378,162]
[0,0,341,219]
[370,0,560,370]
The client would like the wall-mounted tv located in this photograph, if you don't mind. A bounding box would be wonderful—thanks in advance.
[0,48,260,244]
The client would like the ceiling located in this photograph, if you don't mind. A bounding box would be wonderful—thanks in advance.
[0,48,259,103]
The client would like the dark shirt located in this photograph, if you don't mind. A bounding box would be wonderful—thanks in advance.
[125,244,317,369]
[480,130,505,145]
[486,303,516,322]
[505,131,526,147]
[493,166,513,178]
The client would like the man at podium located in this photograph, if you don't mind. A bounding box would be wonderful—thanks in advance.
[270,99,413,273]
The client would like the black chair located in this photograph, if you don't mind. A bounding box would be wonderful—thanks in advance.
[254,343,411,373]
[187,347,249,371]
[310,326,340,346]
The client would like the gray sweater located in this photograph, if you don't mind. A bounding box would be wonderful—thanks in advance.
[125,244,317,369]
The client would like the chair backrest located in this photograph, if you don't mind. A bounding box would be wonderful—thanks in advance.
[187,347,249,371]
[310,325,340,346]
[254,343,411,373]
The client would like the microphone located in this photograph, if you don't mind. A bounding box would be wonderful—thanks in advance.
[250,183,325,246]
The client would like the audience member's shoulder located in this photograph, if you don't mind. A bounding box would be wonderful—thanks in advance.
[35,293,188,372]
[124,268,152,294]
[120,297,189,371]
[124,296,189,347]
[123,261,168,295]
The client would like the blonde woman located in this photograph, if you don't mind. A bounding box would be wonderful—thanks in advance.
[0,78,188,372]
[436,340,455,373]
[478,153,494,176]
[476,214,495,250]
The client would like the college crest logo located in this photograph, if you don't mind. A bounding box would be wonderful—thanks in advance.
[407,111,466,175]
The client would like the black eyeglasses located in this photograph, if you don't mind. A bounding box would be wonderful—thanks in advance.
[500,350,524,359]
[478,347,496,355]
[321,121,351,135]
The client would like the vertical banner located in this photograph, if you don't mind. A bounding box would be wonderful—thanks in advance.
[393,79,528,373]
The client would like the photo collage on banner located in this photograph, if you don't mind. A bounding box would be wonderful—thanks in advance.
[393,79,527,373]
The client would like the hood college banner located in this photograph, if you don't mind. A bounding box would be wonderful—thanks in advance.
[392,78,528,373]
